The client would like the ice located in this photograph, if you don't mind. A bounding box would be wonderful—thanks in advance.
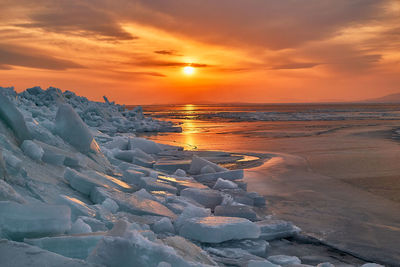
[122,168,145,185]
[0,201,71,240]
[90,187,177,219]
[82,170,134,192]
[21,140,44,161]
[267,255,301,265]
[64,168,108,196]
[69,218,92,234]
[0,179,26,203]
[361,264,385,267]
[157,175,208,193]
[141,177,178,194]
[317,263,335,267]
[174,205,211,231]
[163,236,217,266]
[181,188,223,209]
[179,216,260,243]
[214,205,258,221]
[158,262,172,267]
[129,137,162,154]
[154,159,191,173]
[0,239,96,267]
[247,260,280,267]
[87,231,204,267]
[25,233,105,259]
[133,188,159,201]
[55,104,100,154]
[102,198,119,213]
[205,247,265,266]
[174,168,187,177]
[0,91,31,143]
[201,165,216,174]
[194,169,244,183]
[213,178,238,190]
[104,136,129,150]
[208,239,269,258]
[188,156,227,175]
[57,195,96,220]
[256,219,301,241]
[152,217,175,234]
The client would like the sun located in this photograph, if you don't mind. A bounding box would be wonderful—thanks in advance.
[183,66,195,75]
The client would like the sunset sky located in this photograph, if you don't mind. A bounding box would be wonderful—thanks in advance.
[0,0,399,104]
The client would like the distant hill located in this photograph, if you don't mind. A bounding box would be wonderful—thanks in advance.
[363,93,400,103]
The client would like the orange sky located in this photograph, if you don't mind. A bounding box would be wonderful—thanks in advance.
[0,0,399,104]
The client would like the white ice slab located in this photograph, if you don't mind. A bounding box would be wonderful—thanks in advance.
[179,216,260,243]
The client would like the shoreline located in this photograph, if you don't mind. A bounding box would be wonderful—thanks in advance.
[243,151,400,266]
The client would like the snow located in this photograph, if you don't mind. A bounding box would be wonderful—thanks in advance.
[0,201,71,241]
[179,216,260,243]
[180,188,223,209]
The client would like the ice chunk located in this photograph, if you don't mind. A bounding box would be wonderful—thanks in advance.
[152,217,175,234]
[69,218,92,234]
[25,233,105,259]
[102,198,119,213]
[0,180,26,203]
[256,219,301,241]
[82,170,134,192]
[157,262,172,267]
[317,263,335,267]
[0,91,31,143]
[57,195,96,220]
[157,175,208,193]
[179,216,260,243]
[267,255,301,265]
[0,239,96,267]
[194,169,244,183]
[213,178,238,190]
[90,187,177,219]
[128,137,162,154]
[79,216,108,232]
[247,260,279,267]
[210,239,269,257]
[55,104,100,154]
[122,169,145,185]
[214,205,258,221]
[201,165,216,174]
[174,205,211,231]
[188,156,227,175]
[21,140,44,161]
[87,231,204,267]
[0,201,71,240]
[141,177,178,194]
[361,264,385,267]
[174,169,187,177]
[104,136,129,150]
[180,188,223,209]
[154,159,191,173]
[163,236,217,266]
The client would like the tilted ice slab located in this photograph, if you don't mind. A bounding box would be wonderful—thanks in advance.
[256,219,301,241]
[179,216,260,243]
[25,233,105,259]
[0,201,71,241]
[0,239,96,267]
[214,205,258,221]
[55,104,100,154]
[90,187,177,219]
[188,156,227,175]
[87,231,205,267]
[0,91,31,143]
[180,188,223,209]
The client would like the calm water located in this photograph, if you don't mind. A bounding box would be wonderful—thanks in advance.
[137,103,400,264]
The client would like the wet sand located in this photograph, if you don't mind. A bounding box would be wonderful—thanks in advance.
[245,125,400,265]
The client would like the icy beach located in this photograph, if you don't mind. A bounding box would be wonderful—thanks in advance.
[0,87,391,267]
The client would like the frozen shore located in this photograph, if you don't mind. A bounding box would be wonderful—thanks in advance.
[0,87,385,266]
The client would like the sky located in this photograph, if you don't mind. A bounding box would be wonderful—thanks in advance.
[0,0,399,104]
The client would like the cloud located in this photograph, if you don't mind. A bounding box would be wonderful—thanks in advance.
[132,60,209,68]
[154,50,181,56]
[0,44,84,70]
[271,62,320,70]
[14,0,137,41]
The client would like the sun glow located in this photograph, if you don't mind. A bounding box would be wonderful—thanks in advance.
[183,66,195,75]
